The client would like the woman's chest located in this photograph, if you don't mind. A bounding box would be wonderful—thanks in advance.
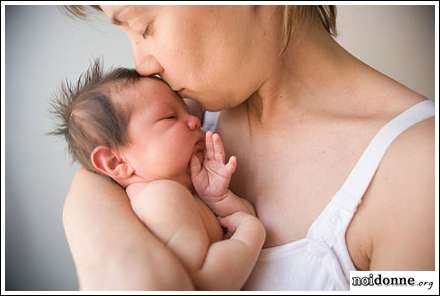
[216,113,381,251]
[225,137,353,246]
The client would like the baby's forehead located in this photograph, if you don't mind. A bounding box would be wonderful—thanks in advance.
[111,77,183,110]
[138,77,174,96]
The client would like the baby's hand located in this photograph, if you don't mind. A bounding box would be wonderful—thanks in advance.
[218,211,253,238]
[190,131,237,201]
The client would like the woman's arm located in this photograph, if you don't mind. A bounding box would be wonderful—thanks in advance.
[63,168,194,290]
[367,119,434,270]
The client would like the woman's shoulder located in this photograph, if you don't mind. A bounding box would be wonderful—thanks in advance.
[360,106,434,269]
[373,111,434,206]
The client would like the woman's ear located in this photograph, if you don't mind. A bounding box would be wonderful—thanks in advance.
[90,145,134,181]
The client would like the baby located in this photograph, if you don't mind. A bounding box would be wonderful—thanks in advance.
[50,60,265,290]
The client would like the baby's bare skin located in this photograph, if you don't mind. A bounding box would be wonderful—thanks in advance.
[70,77,266,290]
[126,131,265,290]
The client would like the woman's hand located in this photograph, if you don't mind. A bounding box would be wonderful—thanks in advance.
[63,168,194,290]
[190,131,237,201]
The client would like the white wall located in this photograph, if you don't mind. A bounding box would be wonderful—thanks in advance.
[337,5,434,100]
[4,5,435,291]
[5,5,133,290]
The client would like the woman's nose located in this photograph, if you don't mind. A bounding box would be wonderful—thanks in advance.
[127,32,163,76]
[187,114,201,130]
[134,52,163,77]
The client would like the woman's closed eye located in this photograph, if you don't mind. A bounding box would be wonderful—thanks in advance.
[128,18,151,40]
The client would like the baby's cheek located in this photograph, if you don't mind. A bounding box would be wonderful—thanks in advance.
[151,150,186,176]
[150,134,194,176]
[171,144,194,172]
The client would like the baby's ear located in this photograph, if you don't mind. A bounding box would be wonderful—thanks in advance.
[90,146,134,181]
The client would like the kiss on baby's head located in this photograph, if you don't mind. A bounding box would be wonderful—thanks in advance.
[50,59,204,189]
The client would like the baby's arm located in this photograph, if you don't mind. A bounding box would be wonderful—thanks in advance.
[189,132,266,289]
[129,180,265,290]
[129,180,210,274]
[203,190,255,217]
[193,211,265,290]
[191,131,256,217]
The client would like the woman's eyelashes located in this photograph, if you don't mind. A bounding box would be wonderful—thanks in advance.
[126,18,150,39]
[142,25,149,39]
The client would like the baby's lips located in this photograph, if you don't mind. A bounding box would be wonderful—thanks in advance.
[194,136,205,151]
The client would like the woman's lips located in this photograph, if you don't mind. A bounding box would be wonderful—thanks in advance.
[179,88,195,100]
[178,89,186,97]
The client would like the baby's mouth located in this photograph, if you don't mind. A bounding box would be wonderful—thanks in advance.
[193,139,205,162]
[195,137,204,149]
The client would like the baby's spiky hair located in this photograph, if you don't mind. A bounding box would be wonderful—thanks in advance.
[49,58,141,172]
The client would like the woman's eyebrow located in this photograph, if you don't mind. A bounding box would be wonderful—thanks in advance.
[111,6,129,26]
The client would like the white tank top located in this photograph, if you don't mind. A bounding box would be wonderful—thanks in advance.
[203,99,435,291]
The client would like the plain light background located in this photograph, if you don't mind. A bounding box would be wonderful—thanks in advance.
[4,5,435,291]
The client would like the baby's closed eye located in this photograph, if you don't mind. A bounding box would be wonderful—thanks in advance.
[161,114,177,120]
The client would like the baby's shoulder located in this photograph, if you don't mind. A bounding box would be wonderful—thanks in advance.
[130,180,206,241]
[131,180,196,209]
[127,181,214,273]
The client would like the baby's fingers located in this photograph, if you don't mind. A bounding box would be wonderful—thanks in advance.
[218,211,250,234]
[205,131,214,160]
[226,156,237,175]
[212,133,225,162]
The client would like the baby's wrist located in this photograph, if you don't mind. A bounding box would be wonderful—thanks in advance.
[200,189,230,203]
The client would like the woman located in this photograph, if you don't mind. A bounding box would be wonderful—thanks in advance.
[63,5,434,290]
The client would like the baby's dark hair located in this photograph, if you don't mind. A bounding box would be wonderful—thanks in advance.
[49,58,141,173]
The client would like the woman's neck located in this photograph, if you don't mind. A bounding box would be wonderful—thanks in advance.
[244,20,371,129]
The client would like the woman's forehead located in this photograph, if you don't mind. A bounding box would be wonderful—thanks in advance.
[101,5,156,23]
[100,5,126,17]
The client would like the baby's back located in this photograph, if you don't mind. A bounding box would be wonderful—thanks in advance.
[128,180,223,274]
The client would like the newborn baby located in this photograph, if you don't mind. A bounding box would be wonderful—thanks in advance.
[50,61,265,290]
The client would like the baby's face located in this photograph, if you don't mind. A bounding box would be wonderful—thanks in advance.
[119,78,204,187]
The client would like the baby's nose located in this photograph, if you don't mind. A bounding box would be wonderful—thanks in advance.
[187,115,201,130]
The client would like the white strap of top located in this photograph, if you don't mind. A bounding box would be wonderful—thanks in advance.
[306,99,435,248]
[334,99,435,213]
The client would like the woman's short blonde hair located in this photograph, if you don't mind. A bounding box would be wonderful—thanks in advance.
[63,5,102,18]
[281,6,337,53]
[64,5,337,54]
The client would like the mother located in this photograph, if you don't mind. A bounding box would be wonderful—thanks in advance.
[63,5,434,290]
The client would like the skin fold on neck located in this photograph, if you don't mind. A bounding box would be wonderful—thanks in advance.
[242,17,381,135]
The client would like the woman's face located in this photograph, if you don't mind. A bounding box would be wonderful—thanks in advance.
[101,5,278,111]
